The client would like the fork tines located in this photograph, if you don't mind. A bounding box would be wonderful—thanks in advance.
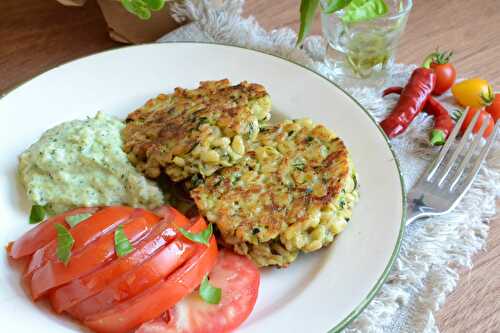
[424,107,499,192]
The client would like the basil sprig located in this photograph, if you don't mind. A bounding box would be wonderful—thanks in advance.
[341,0,389,24]
[297,0,320,48]
[29,205,47,224]
[55,224,75,266]
[199,275,222,304]
[65,213,93,228]
[323,0,352,14]
[297,0,389,45]
[177,223,213,246]
[121,0,165,20]
[114,225,135,257]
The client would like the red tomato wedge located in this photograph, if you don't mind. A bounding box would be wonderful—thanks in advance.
[84,220,218,333]
[137,250,260,333]
[8,207,99,259]
[62,216,201,318]
[30,214,159,299]
[26,206,138,277]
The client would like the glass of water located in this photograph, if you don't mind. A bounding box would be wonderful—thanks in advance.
[321,0,413,86]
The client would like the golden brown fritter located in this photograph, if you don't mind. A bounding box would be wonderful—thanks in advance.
[123,79,272,182]
[190,119,358,267]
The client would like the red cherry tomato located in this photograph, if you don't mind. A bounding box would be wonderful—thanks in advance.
[423,51,456,96]
[461,108,494,138]
[430,62,456,96]
[137,249,261,333]
[485,93,500,122]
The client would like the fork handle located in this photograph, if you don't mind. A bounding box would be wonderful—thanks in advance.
[406,197,434,225]
[406,208,429,225]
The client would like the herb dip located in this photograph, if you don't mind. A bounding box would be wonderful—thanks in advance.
[18,112,164,214]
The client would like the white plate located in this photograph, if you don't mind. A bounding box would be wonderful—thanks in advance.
[0,43,405,333]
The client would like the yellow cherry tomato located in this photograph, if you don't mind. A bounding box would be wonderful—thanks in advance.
[451,78,494,108]
[451,78,493,108]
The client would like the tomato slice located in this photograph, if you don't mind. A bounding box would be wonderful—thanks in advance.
[67,216,206,320]
[84,221,218,333]
[26,206,138,277]
[137,250,260,333]
[50,207,190,313]
[8,207,99,259]
[30,214,159,299]
[50,220,178,313]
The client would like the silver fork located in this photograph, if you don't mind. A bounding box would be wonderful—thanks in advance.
[407,108,499,225]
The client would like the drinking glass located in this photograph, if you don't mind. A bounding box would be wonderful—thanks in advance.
[321,0,413,86]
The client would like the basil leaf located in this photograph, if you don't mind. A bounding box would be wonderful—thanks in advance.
[114,225,134,257]
[55,224,74,266]
[144,0,165,11]
[177,223,213,246]
[29,205,47,224]
[121,0,151,20]
[341,0,389,24]
[323,0,352,14]
[297,0,320,46]
[65,213,93,228]
[199,275,222,304]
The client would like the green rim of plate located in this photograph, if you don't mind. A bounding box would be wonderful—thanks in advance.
[0,41,407,333]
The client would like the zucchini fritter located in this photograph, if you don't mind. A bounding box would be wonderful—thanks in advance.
[191,119,359,267]
[123,79,271,182]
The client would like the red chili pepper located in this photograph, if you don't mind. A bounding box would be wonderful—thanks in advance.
[379,68,436,138]
[425,96,454,146]
[382,86,403,97]
[381,86,454,146]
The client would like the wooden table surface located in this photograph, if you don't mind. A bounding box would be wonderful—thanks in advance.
[1,0,498,331]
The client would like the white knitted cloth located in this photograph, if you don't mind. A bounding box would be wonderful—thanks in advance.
[158,1,500,332]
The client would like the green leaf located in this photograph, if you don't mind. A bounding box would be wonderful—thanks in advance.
[342,0,389,24]
[177,223,213,246]
[55,224,74,266]
[29,205,47,224]
[199,275,222,304]
[114,225,135,257]
[323,0,352,14]
[65,213,93,228]
[144,0,165,11]
[297,0,320,46]
[121,0,152,20]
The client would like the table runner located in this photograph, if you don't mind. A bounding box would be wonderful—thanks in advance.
[159,1,500,331]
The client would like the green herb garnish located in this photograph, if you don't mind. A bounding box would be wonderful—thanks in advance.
[293,161,305,171]
[231,173,241,185]
[29,205,47,224]
[65,213,93,228]
[199,275,222,304]
[114,225,134,257]
[178,223,213,245]
[55,223,74,266]
[190,174,204,188]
